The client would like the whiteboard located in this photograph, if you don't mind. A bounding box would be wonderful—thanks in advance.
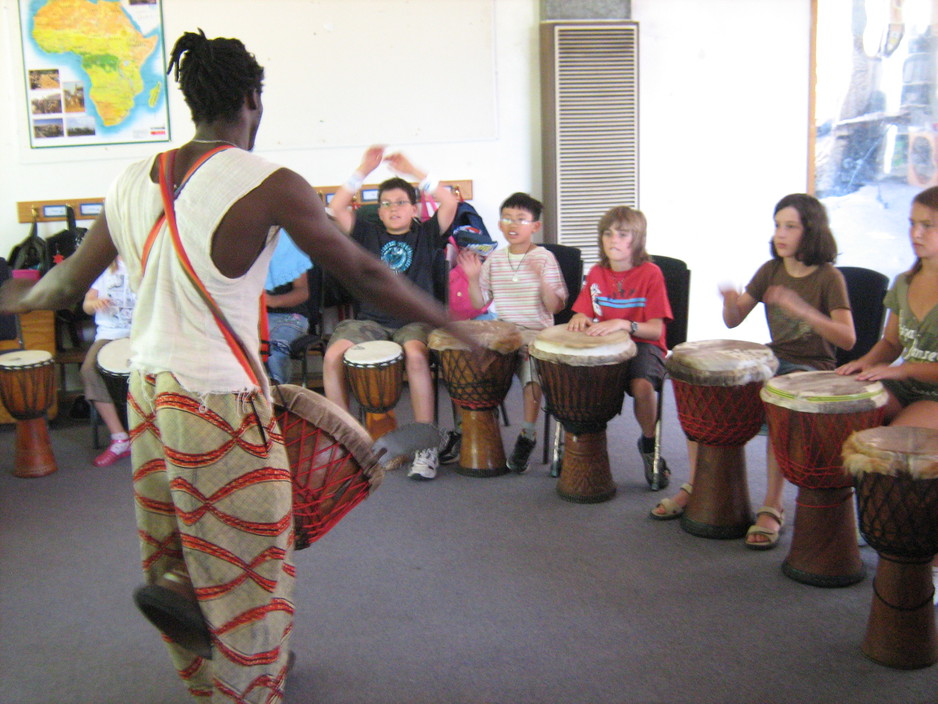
[163,0,497,149]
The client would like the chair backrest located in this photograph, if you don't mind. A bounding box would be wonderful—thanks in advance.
[0,258,22,344]
[431,247,450,307]
[650,255,691,351]
[836,265,889,366]
[542,243,583,325]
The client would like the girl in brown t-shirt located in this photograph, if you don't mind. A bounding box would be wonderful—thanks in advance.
[651,194,855,551]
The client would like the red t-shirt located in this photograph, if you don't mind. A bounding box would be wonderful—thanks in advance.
[572,261,673,352]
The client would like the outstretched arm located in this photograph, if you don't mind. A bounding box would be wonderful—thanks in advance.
[837,312,903,375]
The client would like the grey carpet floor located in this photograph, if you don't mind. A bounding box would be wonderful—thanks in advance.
[1,380,936,704]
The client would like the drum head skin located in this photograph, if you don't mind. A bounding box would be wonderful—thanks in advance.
[667,339,778,386]
[97,337,133,375]
[844,426,938,480]
[428,320,523,355]
[761,370,888,414]
[0,349,53,368]
[343,340,403,366]
[529,324,636,366]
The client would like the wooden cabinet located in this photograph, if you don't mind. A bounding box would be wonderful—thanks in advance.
[0,310,58,423]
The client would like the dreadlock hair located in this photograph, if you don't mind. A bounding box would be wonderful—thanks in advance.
[167,29,264,124]
[907,186,938,281]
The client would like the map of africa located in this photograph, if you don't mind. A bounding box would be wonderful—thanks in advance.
[21,0,169,146]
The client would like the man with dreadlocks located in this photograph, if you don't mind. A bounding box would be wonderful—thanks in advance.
[0,30,449,703]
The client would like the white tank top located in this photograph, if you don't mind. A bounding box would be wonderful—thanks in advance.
[105,148,281,398]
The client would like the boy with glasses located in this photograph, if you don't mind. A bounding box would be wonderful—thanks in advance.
[458,192,568,473]
[325,145,459,479]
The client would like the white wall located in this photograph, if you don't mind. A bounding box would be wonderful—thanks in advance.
[1,0,813,345]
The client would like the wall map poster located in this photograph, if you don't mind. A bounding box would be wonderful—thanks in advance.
[19,0,170,148]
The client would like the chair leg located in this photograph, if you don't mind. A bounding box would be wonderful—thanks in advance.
[542,411,550,464]
[649,379,667,490]
[90,403,103,450]
[500,401,510,427]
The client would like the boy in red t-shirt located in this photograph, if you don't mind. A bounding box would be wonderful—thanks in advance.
[567,206,673,488]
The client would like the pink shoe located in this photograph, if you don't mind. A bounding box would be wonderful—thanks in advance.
[93,443,131,467]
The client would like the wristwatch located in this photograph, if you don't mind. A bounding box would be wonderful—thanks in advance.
[629,320,639,335]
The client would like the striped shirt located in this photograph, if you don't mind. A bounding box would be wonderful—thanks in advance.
[479,245,567,331]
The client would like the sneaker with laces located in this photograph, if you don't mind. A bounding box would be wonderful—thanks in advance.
[507,433,537,474]
[408,447,439,480]
[638,437,670,491]
[438,430,462,465]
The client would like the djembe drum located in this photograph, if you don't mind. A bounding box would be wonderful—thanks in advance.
[428,320,522,477]
[844,426,938,669]
[343,340,404,440]
[135,383,386,657]
[762,371,887,587]
[0,349,58,478]
[97,337,132,427]
[530,325,636,503]
[666,339,778,538]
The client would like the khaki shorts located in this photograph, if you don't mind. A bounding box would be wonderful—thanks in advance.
[327,319,434,349]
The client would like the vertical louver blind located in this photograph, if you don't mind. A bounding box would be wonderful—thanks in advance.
[540,22,639,267]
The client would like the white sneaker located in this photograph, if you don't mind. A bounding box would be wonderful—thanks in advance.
[408,447,439,481]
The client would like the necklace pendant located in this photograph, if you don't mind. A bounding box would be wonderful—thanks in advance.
[512,275,519,282]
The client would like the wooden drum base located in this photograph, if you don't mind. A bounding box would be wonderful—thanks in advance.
[862,555,938,669]
[556,431,616,504]
[457,408,507,478]
[13,417,58,478]
[364,410,397,441]
[681,444,752,538]
[782,486,865,587]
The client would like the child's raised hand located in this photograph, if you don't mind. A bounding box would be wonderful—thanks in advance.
[359,145,385,175]
[457,249,482,278]
[719,284,740,306]
[384,151,416,178]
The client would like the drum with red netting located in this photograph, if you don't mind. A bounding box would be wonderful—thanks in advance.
[762,370,887,587]
[273,384,385,550]
[428,320,522,477]
[666,339,778,538]
[844,426,938,669]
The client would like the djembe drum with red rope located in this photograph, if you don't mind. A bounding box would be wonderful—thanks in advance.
[343,340,404,440]
[428,320,522,477]
[844,426,938,669]
[0,349,58,478]
[273,384,385,549]
[529,325,636,503]
[666,340,778,538]
[135,383,386,655]
[762,371,887,587]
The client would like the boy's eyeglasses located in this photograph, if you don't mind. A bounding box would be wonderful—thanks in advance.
[379,200,413,209]
[499,217,534,226]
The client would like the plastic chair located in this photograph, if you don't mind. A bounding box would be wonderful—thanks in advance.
[836,266,889,367]
[647,255,691,488]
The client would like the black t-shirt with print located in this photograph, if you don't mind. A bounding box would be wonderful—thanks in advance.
[351,214,445,328]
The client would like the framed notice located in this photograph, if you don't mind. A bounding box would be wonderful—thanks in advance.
[19,0,170,148]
